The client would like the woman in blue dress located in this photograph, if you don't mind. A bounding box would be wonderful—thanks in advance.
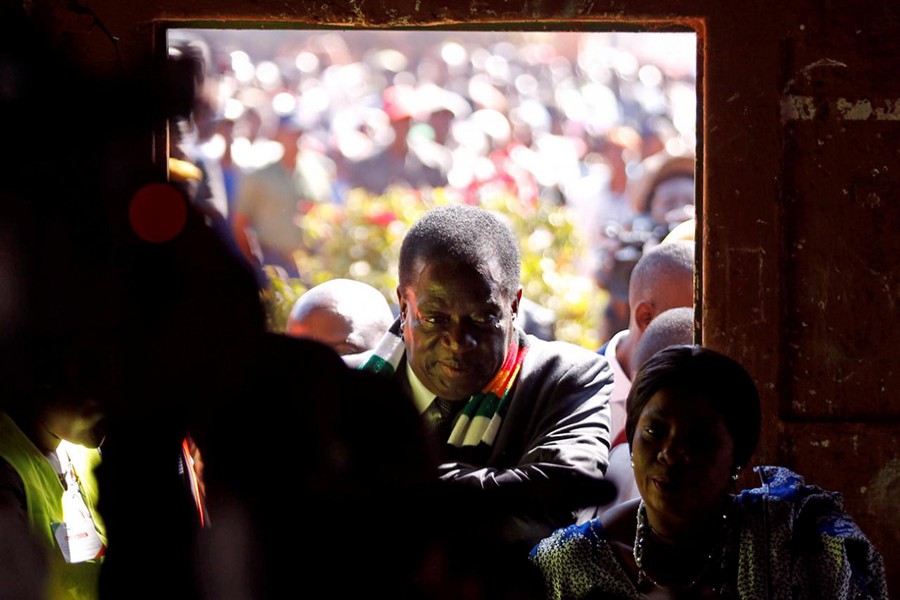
[530,345,888,600]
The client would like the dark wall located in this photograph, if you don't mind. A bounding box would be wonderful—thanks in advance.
[26,0,900,592]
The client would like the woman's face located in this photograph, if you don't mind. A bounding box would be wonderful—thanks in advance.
[631,387,735,536]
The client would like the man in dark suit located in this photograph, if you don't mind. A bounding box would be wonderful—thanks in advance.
[362,204,614,553]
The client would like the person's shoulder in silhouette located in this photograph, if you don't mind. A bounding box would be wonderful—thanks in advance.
[193,331,442,599]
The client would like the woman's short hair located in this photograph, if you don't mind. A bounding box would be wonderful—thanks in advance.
[398,204,520,298]
[625,344,761,468]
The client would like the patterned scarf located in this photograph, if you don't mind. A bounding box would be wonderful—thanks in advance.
[360,317,529,448]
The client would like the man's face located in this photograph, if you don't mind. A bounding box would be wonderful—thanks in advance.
[398,257,520,401]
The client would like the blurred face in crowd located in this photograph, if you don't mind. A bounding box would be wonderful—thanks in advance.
[649,175,694,225]
[429,109,454,144]
[275,126,302,165]
[390,116,412,147]
[631,387,734,536]
[398,257,520,401]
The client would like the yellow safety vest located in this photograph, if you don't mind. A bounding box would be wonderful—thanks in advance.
[0,411,105,600]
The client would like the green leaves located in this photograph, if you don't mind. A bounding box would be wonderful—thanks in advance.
[263,185,603,349]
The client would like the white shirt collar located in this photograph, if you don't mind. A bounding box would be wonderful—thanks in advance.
[406,361,437,414]
[605,329,633,407]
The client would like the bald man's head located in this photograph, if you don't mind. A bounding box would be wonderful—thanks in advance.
[627,240,695,336]
[286,279,394,355]
[630,306,694,378]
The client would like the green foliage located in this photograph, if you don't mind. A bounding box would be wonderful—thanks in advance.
[263,185,604,349]
[260,266,307,334]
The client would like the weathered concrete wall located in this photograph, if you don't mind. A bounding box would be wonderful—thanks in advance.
[27,0,900,592]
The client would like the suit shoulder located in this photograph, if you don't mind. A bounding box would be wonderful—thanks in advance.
[524,335,612,373]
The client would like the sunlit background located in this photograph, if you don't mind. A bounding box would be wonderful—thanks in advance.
[168,29,696,349]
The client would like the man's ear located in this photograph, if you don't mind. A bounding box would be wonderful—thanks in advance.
[396,286,408,325]
[635,300,654,333]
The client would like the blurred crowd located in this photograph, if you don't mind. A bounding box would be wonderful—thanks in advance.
[169,30,697,340]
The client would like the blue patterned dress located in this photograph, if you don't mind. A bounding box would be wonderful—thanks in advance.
[530,466,888,600]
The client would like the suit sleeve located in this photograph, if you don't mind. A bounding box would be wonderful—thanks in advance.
[437,340,614,536]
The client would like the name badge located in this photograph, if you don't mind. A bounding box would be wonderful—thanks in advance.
[51,518,105,564]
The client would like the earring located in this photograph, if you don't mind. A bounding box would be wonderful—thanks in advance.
[630,454,635,468]
[730,466,741,481]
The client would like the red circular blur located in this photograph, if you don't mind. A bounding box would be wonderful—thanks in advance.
[128,183,187,243]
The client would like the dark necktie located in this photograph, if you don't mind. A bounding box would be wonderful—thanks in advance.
[425,397,460,443]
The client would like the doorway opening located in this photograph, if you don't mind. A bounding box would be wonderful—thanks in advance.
[165,28,697,352]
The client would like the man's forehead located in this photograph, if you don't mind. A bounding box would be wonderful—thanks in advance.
[419,264,505,297]
[411,253,504,282]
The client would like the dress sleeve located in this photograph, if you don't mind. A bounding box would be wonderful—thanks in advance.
[793,487,889,600]
[736,466,890,600]
[529,520,641,600]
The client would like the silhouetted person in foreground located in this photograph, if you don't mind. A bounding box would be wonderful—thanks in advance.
[0,13,562,597]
